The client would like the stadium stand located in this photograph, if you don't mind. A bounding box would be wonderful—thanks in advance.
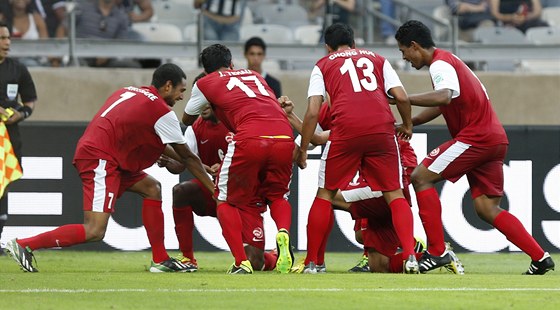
[293,24,322,45]
[526,26,560,44]
[239,24,295,44]
[131,22,183,42]
[251,3,309,29]
[542,6,560,26]
[152,0,197,29]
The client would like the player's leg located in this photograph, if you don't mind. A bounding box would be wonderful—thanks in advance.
[6,159,117,272]
[262,139,295,273]
[171,178,213,270]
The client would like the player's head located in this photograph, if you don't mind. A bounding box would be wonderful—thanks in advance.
[324,23,355,52]
[151,63,187,107]
[0,22,11,61]
[244,37,266,71]
[395,20,435,70]
[200,44,233,74]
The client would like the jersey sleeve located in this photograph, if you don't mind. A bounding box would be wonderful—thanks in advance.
[154,111,187,144]
[430,60,460,98]
[185,83,210,116]
[184,126,199,156]
[382,59,404,98]
[307,65,326,98]
[18,63,38,103]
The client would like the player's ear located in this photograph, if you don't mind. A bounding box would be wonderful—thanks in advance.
[229,61,234,69]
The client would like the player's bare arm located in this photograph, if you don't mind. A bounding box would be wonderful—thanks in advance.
[182,112,199,127]
[279,95,329,146]
[297,95,322,169]
[170,143,214,193]
[408,89,453,107]
[389,86,413,141]
[411,107,442,126]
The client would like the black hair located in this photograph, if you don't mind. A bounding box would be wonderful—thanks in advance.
[200,44,232,74]
[324,23,354,50]
[395,20,435,48]
[244,36,266,54]
[0,21,8,30]
[151,63,186,88]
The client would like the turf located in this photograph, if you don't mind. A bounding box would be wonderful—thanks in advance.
[1,251,559,309]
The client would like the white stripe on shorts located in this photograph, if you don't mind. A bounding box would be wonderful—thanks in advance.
[217,141,236,202]
[341,186,383,202]
[428,141,471,174]
[92,159,107,212]
[317,141,330,188]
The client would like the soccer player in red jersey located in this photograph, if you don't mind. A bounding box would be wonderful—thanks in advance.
[4,64,214,273]
[395,20,554,275]
[183,44,295,274]
[160,104,280,272]
[296,23,419,274]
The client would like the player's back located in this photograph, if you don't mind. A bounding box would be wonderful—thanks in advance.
[432,49,508,146]
[314,48,397,140]
[75,86,172,172]
[196,69,293,140]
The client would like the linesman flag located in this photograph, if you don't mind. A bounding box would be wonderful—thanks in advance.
[0,122,23,197]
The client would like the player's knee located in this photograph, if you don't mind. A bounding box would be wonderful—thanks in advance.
[84,224,107,242]
[147,180,162,197]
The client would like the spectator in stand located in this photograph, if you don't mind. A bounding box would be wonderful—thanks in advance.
[117,0,154,40]
[244,37,282,98]
[309,0,356,25]
[489,0,548,32]
[194,0,247,41]
[447,0,496,41]
[31,0,66,38]
[58,0,141,68]
[380,0,398,43]
[4,0,49,66]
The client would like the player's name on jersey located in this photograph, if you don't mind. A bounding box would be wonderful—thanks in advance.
[218,69,252,77]
[328,49,375,60]
[125,86,158,101]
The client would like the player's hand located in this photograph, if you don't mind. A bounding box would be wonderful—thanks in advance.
[278,96,294,115]
[157,155,171,167]
[395,123,412,141]
[209,163,221,177]
[296,148,308,169]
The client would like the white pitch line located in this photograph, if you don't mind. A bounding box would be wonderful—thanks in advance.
[1,288,560,293]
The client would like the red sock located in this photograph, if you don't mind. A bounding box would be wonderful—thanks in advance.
[142,198,169,263]
[269,198,292,232]
[493,210,545,261]
[217,203,247,266]
[416,188,446,256]
[305,197,332,265]
[389,252,424,273]
[317,207,334,265]
[263,251,278,271]
[173,206,196,262]
[18,224,86,251]
[389,198,415,257]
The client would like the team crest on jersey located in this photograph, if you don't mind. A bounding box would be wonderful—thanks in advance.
[434,74,444,85]
[253,227,264,239]
[429,148,440,157]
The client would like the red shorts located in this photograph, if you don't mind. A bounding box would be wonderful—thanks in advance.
[321,134,403,191]
[74,159,146,213]
[422,140,507,198]
[352,198,400,257]
[238,204,266,250]
[216,138,294,206]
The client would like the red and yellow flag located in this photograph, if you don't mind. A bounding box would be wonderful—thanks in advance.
[0,122,23,197]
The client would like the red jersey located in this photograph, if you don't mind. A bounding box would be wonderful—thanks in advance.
[186,69,293,141]
[308,48,404,140]
[318,102,332,131]
[430,49,508,146]
[187,117,231,167]
[74,86,185,172]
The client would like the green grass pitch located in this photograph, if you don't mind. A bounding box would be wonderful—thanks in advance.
[1,251,559,309]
